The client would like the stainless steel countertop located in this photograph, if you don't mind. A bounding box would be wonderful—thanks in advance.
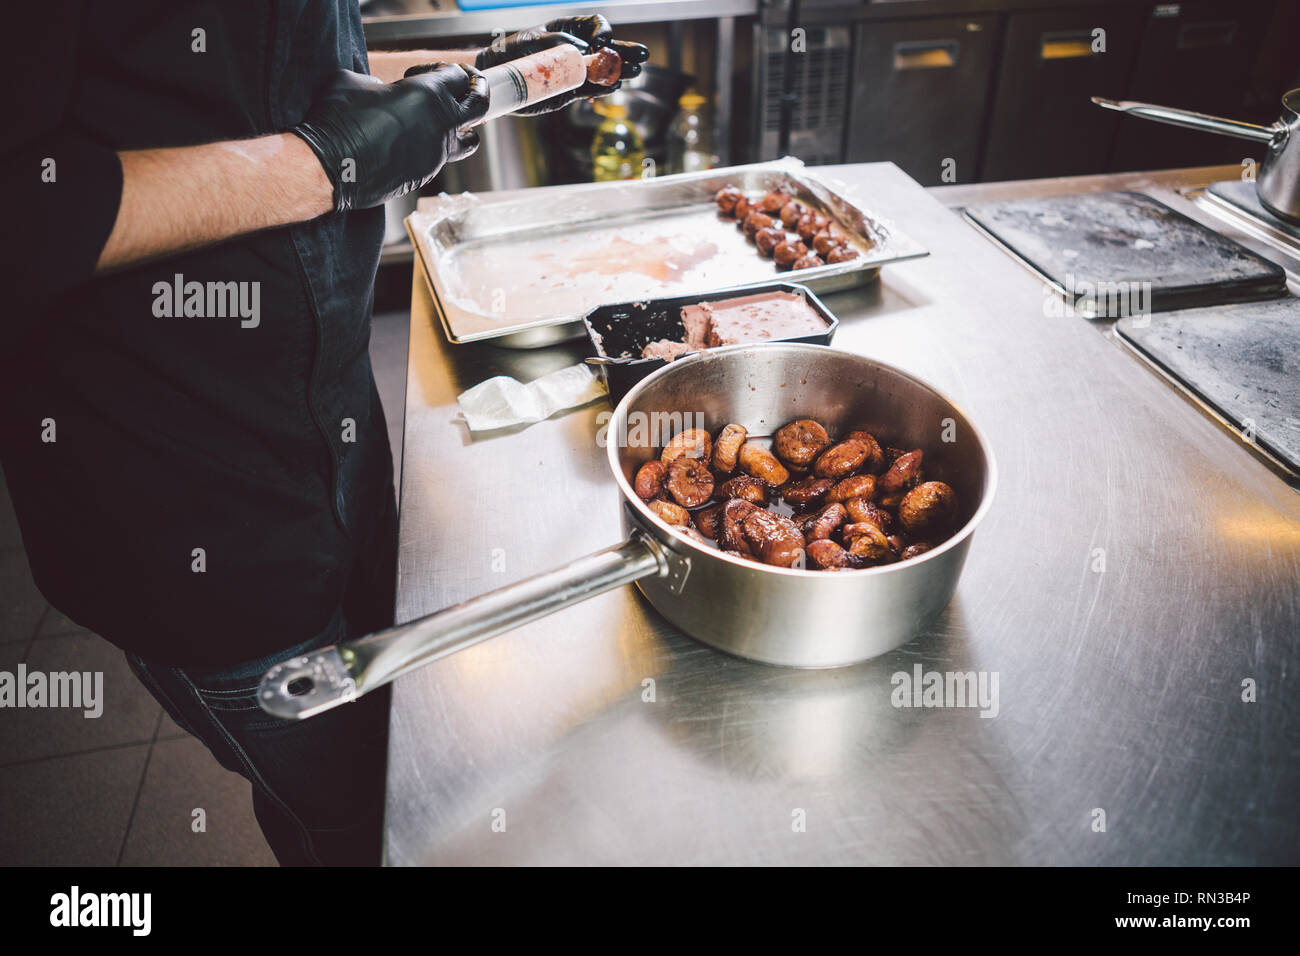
[386,162,1300,865]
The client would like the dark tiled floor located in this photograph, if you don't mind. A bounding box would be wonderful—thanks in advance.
[0,308,409,866]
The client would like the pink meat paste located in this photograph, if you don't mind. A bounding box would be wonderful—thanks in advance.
[639,291,825,360]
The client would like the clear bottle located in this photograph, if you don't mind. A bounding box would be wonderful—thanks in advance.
[591,101,645,182]
[667,92,716,175]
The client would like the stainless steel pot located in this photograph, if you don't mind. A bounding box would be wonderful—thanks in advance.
[258,344,997,720]
[1093,90,1300,223]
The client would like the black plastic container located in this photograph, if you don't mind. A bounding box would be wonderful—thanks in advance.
[583,282,840,406]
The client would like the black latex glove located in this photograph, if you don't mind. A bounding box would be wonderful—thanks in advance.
[293,65,489,213]
[476,15,650,115]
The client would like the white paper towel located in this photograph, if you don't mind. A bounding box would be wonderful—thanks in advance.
[456,363,607,432]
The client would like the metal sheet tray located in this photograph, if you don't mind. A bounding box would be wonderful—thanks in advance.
[407,158,928,348]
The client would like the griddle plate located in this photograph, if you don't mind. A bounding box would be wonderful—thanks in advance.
[1116,299,1300,476]
[1206,181,1300,242]
[966,191,1287,316]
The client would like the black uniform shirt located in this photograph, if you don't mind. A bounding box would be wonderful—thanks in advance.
[0,2,392,667]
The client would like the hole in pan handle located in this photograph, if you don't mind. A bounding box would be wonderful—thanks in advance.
[257,531,677,720]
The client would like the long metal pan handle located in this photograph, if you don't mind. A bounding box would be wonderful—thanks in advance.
[1091,96,1281,145]
[258,531,682,720]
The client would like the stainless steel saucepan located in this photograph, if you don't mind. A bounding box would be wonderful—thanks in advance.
[258,344,997,720]
[1093,90,1300,223]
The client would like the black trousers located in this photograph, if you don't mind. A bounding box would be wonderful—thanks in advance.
[125,489,399,866]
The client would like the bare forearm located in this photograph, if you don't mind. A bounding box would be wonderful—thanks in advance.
[367,49,481,83]
[96,133,333,274]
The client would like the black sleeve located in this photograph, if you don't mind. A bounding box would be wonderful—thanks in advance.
[2,5,123,341]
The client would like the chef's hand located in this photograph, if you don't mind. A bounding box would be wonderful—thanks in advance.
[293,64,489,213]
[476,15,650,115]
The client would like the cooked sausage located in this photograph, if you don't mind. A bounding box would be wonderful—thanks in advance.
[779,200,805,227]
[878,448,923,495]
[796,212,828,242]
[671,524,711,546]
[586,47,623,85]
[755,226,785,257]
[844,497,892,531]
[737,442,790,486]
[647,499,691,526]
[719,498,759,554]
[694,504,722,539]
[772,419,830,467]
[846,522,892,562]
[742,210,775,237]
[716,474,767,505]
[900,542,933,561]
[899,481,957,537]
[827,474,875,504]
[806,538,867,570]
[715,186,741,215]
[781,476,834,509]
[826,245,859,264]
[666,456,714,508]
[661,428,712,464]
[842,430,886,473]
[759,188,792,214]
[799,502,847,541]
[792,253,824,270]
[812,230,843,257]
[634,460,667,500]
[733,195,752,222]
[741,510,805,567]
[812,438,871,478]
[711,423,747,472]
[773,239,808,268]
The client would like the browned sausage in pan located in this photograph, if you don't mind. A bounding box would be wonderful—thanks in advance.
[661,428,712,464]
[827,474,875,503]
[741,510,805,568]
[665,456,714,508]
[772,419,830,467]
[737,443,790,486]
[781,476,834,509]
[899,481,957,538]
[711,423,747,473]
[812,439,871,478]
[719,498,759,554]
[694,504,722,539]
[799,502,847,541]
[878,448,923,495]
[844,497,892,531]
[806,538,867,570]
[634,460,667,501]
[716,474,768,505]
[647,499,691,526]
[842,430,886,473]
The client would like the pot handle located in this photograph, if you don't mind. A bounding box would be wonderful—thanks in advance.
[1091,96,1280,145]
[258,530,682,719]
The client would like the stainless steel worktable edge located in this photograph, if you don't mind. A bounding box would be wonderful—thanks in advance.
[385,162,1300,866]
